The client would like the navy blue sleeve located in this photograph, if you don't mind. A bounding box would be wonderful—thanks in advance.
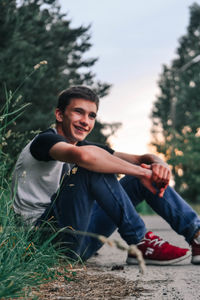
[30,130,67,161]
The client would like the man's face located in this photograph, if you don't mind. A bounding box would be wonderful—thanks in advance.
[56,98,97,144]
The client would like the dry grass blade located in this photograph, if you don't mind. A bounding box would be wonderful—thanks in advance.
[98,235,146,274]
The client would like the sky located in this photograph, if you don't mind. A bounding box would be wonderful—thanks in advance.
[59,0,198,154]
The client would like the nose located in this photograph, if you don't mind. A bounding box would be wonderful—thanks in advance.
[80,114,89,126]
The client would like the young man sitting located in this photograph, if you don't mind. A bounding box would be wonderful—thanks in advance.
[12,86,200,265]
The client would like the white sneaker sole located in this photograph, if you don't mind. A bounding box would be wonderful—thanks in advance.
[191,254,200,264]
[126,250,191,266]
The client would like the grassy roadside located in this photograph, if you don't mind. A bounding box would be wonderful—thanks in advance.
[0,184,74,298]
[0,79,74,298]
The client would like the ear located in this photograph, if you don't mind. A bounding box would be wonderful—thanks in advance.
[55,108,64,122]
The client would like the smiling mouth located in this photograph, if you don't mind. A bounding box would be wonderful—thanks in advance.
[74,125,88,132]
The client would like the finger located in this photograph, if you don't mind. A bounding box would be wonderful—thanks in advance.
[166,169,171,181]
[140,163,151,170]
[151,164,161,181]
[152,165,168,183]
[158,190,165,197]
[152,166,162,183]
[162,168,171,181]
[152,172,159,183]
[158,183,169,197]
[158,187,166,197]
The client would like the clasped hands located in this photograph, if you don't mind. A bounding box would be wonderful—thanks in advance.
[141,162,171,197]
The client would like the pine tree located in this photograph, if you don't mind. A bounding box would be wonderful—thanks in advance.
[151,3,200,203]
[0,0,117,174]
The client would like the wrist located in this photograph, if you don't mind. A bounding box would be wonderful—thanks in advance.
[137,166,151,179]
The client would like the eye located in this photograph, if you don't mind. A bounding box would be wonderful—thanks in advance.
[89,112,96,119]
[74,108,83,114]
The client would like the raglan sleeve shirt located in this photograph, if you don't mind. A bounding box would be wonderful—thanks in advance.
[12,128,115,224]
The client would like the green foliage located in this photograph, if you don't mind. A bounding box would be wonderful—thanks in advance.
[136,201,154,216]
[151,3,200,203]
[0,0,118,174]
[88,120,121,145]
[0,80,75,299]
[0,86,31,181]
[0,187,72,298]
[0,0,109,120]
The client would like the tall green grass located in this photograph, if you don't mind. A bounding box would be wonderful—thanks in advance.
[0,66,73,298]
[0,190,63,298]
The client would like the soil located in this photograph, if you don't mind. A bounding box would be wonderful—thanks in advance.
[31,265,150,299]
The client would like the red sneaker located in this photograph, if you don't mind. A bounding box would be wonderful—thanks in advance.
[126,231,191,265]
[191,239,200,264]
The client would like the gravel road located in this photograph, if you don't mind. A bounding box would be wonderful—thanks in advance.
[87,215,200,300]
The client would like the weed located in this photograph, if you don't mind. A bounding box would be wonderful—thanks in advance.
[0,62,73,298]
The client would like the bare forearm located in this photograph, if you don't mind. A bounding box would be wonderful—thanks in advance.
[50,142,147,177]
[76,146,161,194]
[50,143,158,194]
[114,152,167,166]
[75,146,150,179]
[113,151,171,197]
[139,154,168,166]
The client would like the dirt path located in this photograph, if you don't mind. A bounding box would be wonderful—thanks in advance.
[87,215,200,300]
[34,215,200,299]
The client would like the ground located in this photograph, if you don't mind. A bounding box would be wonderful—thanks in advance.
[32,216,200,299]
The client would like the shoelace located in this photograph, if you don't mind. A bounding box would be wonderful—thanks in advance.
[148,238,166,247]
[138,237,167,247]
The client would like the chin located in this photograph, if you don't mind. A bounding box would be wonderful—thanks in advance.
[77,136,86,142]
[73,135,86,142]
[75,132,89,141]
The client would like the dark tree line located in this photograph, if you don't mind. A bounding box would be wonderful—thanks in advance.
[0,0,120,175]
[151,3,200,203]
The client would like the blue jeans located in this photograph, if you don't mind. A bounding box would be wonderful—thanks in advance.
[45,166,200,260]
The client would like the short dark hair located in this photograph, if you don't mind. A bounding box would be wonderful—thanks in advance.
[57,86,99,112]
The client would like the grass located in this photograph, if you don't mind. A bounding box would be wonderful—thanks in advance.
[0,182,75,298]
[0,78,74,298]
